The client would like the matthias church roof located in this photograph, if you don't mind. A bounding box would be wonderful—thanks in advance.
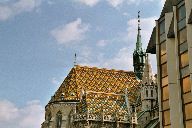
[49,65,141,106]
[79,91,128,116]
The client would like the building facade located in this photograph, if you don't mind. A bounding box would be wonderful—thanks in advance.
[146,0,192,127]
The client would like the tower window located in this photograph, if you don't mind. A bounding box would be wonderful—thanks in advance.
[76,105,79,111]
[151,90,153,97]
[57,111,62,128]
[146,90,148,97]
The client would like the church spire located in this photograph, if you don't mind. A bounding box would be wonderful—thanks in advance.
[74,53,77,68]
[142,54,155,84]
[74,53,76,65]
[136,11,142,52]
[133,11,146,80]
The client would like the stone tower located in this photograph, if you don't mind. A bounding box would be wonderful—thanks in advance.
[137,54,158,128]
[133,11,146,80]
[141,54,157,112]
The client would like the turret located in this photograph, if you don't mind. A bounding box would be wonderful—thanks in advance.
[141,54,157,111]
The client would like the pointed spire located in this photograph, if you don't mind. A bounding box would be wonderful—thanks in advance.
[136,11,142,52]
[138,11,141,30]
[133,11,146,80]
[142,54,155,84]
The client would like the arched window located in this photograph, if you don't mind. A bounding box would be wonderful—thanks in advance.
[57,111,62,128]
[146,90,148,97]
[151,90,153,97]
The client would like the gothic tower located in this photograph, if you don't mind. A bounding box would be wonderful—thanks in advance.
[141,54,157,112]
[133,11,146,80]
[137,54,158,128]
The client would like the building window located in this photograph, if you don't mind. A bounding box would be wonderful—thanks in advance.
[146,90,148,97]
[160,41,166,56]
[162,76,168,87]
[183,103,192,120]
[177,3,192,124]
[160,20,166,43]
[182,76,191,94]
[159,16,171,127]
[180,51,189,69]
[185,120,192,128]
[161,63,168,78]
[151,90,153,97]
[57,111,62,128]
[178,2,186,30]
[162,86,169,101]
[162,109,171,126]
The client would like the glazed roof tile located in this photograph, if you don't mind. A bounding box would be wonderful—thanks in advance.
[79,91,129,116]
[49,65,141,104]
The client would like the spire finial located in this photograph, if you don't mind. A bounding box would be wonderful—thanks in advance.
[74,53,76,65]
[138,11,141,30]
[136,11,142,52]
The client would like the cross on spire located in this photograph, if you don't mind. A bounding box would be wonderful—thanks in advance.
[138,11,141,30]
[74,53,77,65]
[136,11,142,51]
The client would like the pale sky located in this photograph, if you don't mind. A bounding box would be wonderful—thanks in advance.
[0,0,165,127]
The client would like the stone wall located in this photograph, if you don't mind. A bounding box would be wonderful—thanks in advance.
[41,103,77,128]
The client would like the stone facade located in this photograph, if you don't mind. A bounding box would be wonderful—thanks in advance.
[42,103,77,128]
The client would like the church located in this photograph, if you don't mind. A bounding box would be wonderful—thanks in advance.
[41,13,159,128]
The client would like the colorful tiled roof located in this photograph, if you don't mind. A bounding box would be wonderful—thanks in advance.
[79,91,128,116]
[49,65,141,104]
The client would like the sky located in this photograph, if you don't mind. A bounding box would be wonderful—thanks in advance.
[0,0,165,127]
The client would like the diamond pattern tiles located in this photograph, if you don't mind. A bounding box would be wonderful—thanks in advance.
[79,91,128,116]
[49,65,141,104]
